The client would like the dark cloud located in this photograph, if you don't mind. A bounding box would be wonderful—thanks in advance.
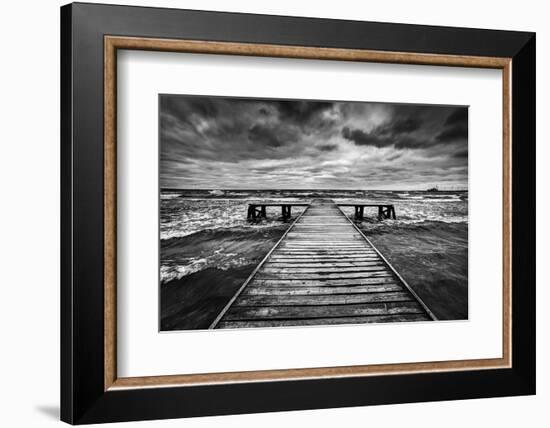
[249,124,286,147]
[343,107,468,149]
[341,115,427,149]
[342,127,385,147]
[444,108,468,126]
[160,95,468,189]
[452,148,469,158]
[317,143,338,152]
[160,96,218,123]
[274,100,334,123]
[342,123,428,149]
[436,126,468,142]
[435,108,468,143]
[376,118,422,136]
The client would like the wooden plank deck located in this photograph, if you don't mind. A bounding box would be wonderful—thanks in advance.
[210,199,435,329]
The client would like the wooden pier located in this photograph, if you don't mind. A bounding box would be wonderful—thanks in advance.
[338,203,396,220]
[248,202,396,221]
[210,199,435,329]
[247,203,310,220]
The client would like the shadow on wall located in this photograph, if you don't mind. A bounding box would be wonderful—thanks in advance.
[35,405,59,420]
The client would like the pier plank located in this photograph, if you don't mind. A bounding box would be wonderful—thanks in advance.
[266,260,383,264]
[281,249,371,252]
[243,284,404,295]
[269,257,381,262]
[224,301,426,320]
[256,272,392,280]
[217,314,430,328]
[253,278,398,287]
[234,292,413,306]
[261,266,387,274]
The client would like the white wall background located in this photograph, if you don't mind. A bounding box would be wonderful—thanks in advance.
[0,0,546,426]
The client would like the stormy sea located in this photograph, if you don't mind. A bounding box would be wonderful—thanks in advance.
[160,189,468,331]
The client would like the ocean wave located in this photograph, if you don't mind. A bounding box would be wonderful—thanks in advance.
[161,190,468,241]
[161,251,250,283]
[160,193,182,200]
[386,217,466,226]
[160,229,284,283]
[360,219,468,241]
[161,221,286,240]
[160,198,307,240]
[338,202,467,225]
[345,215,467,227]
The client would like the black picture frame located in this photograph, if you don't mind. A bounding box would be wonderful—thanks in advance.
[61,2,535,424]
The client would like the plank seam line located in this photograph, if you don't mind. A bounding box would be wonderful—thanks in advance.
[208,206,310,329]
[231,299,416,307]
[335,205,438,321]
[240,290,410,294]
[220,312,426,322]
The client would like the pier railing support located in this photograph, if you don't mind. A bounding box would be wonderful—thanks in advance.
[247,204,267,220]
[281,204,292,220]
[376,205,396,220]
[345,204,396,220]
[247,203,308,221]
[377,206,383,220]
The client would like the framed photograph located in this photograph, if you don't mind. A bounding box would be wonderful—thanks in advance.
[61,2,535,424]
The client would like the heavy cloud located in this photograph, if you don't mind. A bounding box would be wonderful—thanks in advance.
[160,95,468,190]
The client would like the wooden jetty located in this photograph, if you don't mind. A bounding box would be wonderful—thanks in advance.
[248,202,396,221]
[247,202,310,220]
[210,199,435,329]
[338,203,396,220]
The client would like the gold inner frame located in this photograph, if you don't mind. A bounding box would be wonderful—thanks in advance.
[104,35,512,391]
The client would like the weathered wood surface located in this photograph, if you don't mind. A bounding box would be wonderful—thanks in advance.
[217,314,429,329]
[211,199,434,329]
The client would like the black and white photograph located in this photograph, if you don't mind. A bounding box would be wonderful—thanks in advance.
[159,95,468,331]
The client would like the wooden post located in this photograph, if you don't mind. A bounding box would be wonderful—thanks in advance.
[247,205,254,220]
[359,206,364,219]
[260,205,266,218]
[378,206,383,221]
[281,205,291,219]
[391,205,396,219]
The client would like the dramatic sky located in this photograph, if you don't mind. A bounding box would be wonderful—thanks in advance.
[160,95,468,190]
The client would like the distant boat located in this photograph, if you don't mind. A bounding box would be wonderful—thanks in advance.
[426,186,439,192]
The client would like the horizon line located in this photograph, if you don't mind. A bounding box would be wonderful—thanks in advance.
[160,187,469,191]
